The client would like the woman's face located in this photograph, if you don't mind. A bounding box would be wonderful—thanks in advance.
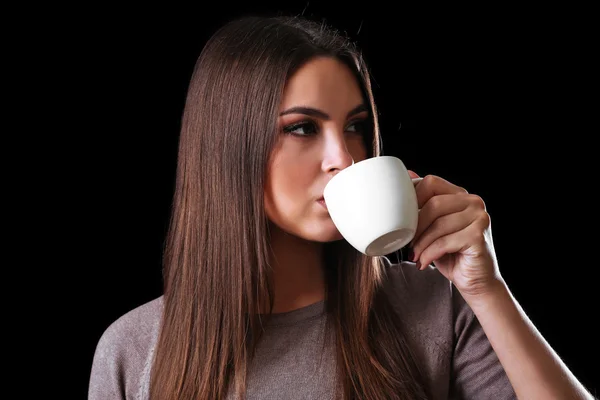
[265,56,370,242]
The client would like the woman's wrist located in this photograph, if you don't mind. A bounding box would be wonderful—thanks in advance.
[459,276,511,313]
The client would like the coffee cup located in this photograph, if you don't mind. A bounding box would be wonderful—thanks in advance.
[323,156,419,256]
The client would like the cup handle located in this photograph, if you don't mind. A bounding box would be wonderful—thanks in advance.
[412,177,423,212]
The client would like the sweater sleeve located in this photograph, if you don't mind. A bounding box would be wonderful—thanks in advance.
[449,284,517,399]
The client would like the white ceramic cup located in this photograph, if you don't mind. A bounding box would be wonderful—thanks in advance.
[323,156,420,256]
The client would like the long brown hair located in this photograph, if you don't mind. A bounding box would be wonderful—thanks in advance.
[149,14,429,400]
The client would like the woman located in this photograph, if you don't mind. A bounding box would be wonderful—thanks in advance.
[88,14,593,399]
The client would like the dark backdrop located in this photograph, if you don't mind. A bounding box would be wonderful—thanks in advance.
[67,2,596,398]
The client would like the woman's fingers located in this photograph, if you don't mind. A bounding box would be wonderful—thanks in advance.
[414,174,468,209]
[411,206,477,263]
[412,194,470,244]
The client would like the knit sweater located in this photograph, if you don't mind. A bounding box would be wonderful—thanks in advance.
[88,260,516,399]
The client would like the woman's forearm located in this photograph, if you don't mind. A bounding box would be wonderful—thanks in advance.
[464,280,593,399]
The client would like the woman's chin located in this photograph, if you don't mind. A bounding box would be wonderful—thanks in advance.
[308,225,345,243]
[270,218,345,243]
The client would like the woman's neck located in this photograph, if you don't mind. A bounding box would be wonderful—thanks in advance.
[267,224,326,314]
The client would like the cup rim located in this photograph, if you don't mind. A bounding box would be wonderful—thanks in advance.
[324,155,400,194]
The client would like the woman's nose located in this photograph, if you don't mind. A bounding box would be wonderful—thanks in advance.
[322,146,355,174]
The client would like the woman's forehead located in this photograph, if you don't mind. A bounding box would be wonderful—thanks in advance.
[280,57,364,116]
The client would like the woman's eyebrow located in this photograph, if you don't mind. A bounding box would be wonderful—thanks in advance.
[279,104,369,120]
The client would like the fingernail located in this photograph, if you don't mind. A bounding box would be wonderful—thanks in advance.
[416,260,421,270]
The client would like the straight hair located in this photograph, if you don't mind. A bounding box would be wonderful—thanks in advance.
[149,14,429,400]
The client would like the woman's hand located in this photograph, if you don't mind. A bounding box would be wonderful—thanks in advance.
[406,171,595,399]
[407,170,504,299]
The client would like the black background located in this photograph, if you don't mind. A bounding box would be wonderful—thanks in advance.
[47,2,597,398]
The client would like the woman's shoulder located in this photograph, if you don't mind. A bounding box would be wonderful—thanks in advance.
[378,260,515,398]
[380,257,472,326]
[379,258,468,396]
[95,295,164,350]
[379,257,458,349]
[380,257,454,312]
[89,295,164,399]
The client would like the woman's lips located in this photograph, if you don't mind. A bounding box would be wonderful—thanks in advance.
[317,197,327,210]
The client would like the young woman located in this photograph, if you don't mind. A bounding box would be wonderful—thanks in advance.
[89,14,593,400]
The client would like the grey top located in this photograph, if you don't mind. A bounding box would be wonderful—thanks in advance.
[88,261,516,399]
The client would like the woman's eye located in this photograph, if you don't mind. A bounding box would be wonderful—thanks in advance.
[283,121,318,136]
[346,120,368,134]
[282,119,369,137]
